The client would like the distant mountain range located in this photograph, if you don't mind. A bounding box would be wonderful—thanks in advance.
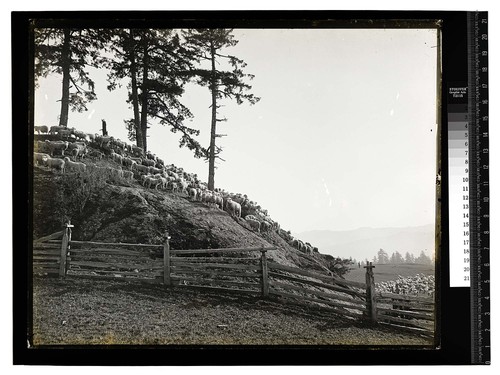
[296,224,435,262]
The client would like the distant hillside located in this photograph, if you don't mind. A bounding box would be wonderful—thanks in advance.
[297,225,435,262]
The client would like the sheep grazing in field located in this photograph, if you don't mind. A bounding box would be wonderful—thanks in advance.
[132,163,149,175]
[148,166,162,175]
[177,179,189,195]
[260,221,272,232]
[110,150,123,165]
[35,140,50,154]
[45,156,65,173]
[63,157,86,173]
[49,125,66,135]
[68,142,87,160]
[169,182,179,193]
[45,140,69,156]
[245,218,261,232]
[34,125,48,134]
[122,157,136,170]
[131,145,144,158]
[142,158,155,167]
[72,129,87,141]
[34,152,49,166]
[225,199,241,218]
[188,187,198,201]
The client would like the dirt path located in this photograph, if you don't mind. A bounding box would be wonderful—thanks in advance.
[32,277,433,346]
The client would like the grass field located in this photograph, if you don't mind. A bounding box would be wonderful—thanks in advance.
[344,263,435,284]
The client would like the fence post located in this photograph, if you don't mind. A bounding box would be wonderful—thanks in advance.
[260,249,269,297]
[163,232,171,286]
[59,222,73,277]
[364,262,378,324]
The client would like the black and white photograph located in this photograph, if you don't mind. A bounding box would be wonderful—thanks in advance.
[29,20,440,349]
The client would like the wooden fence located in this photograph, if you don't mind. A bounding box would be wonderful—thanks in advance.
[33,224,435,335]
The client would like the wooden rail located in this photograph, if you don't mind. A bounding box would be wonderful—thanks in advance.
[33,225,435,335]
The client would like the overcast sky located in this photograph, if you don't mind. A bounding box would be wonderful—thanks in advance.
[35,28,438,234]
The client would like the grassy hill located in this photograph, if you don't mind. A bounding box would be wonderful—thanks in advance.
[33,134,336,274]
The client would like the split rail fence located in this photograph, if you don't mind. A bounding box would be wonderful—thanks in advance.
[33,224,435,336]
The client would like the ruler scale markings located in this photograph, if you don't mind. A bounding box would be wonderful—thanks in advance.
[467,11,490,365]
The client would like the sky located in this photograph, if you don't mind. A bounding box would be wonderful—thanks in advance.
[34,28,438,234]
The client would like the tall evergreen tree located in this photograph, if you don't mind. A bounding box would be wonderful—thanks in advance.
[34,28,107,127]
[183,29,260,190]
[106,29,204,155]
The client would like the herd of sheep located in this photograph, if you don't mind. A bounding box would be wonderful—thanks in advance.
[33,125,319,255]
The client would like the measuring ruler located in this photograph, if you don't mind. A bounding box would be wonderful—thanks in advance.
[467,11,490,365]
[447,11,489,364]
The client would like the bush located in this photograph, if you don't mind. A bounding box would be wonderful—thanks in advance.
[54,167,109,225]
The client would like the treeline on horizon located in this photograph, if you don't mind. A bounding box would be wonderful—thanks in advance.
[350,248,434,267]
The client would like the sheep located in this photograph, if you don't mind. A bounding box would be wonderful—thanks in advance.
[131,145,144,157]
[72,130,88,141]
[169,182,179,193]
[245,218,261,232]
[45,156,65,173]
[68,142,87,160]
[132,163,149,175]
[304,244,313,254]
[143,175,162,189]
[34,152,49,166]
[142,159,156,167]
[122,157,136,170]
[49,125,66,134]
[34,125,48,134]
[188,187,198,201]
[225,199,241,218]
[58,128,73,140]
[63,157,86,173]
[148,166,162,175]
[214,195,224,210]
[145,151,156,161]
[261,221,272,232]
[35,140,50,154]
[177,179,189,195]
[110,150,123,165]
[245,214,260,222]
[45,140,68,156]
[108,167,124,180]
[123,170,134,180]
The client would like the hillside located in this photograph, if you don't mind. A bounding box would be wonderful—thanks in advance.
[33,133,337,274]
[298,225,435,262]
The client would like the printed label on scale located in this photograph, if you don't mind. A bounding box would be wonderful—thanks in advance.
[448,85,470,287]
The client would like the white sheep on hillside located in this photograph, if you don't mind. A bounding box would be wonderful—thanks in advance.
[45,140,69,156]
[225,198,241,218]
[45,156,65,173]
[245,218,261,232]
[63,157,86,173]
[34,152,49,166]
[34,125,48,134]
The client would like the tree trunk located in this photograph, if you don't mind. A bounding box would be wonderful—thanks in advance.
[129,29,143,149]
[140,37,149,152]
[207,44,217,191]
[59,28,71,127]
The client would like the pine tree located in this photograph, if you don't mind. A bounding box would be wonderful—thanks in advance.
[183,29,260,190]
[34,28,107,126]
[105,29,204,155]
